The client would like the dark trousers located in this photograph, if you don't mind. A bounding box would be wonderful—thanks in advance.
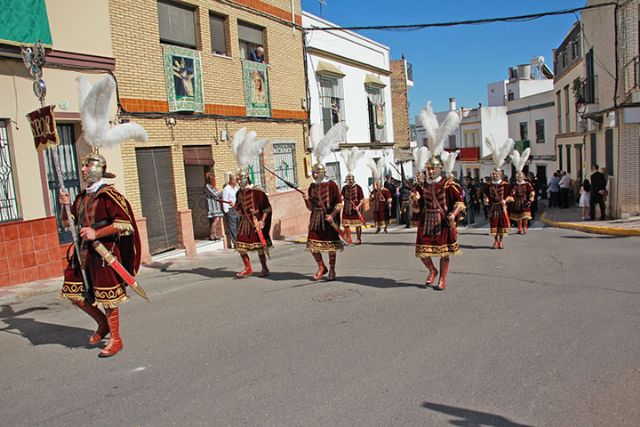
[589,195,606,220]
[549,191,559,208]
[224,208,239,245]
[560,188,569,208]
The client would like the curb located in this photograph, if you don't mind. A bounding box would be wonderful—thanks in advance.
[540,212,640,237]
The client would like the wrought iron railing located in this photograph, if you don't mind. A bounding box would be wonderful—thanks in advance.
[0,121,20,222]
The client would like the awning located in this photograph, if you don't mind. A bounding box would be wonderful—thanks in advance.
[315,60,345,78]
[364,74,386,88]
[0,0,52,47]
[183,146,214,166]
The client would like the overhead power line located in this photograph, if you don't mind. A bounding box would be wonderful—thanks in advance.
[304,3,618,32]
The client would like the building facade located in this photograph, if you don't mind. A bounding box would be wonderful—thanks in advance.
[303,12,395,198]
[0,0,120,286]
[110,0,310,260]
[581,0,640,218]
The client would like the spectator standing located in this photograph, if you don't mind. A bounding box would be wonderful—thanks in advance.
[462,176,475,225]
[589,164,607,220]
[548,173,560,208]
[204,172,225,241]
[222,173,240,246]
[579,179,591,220]
[559,171,571,208]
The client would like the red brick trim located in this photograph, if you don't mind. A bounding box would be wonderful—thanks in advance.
[234,0,302,26]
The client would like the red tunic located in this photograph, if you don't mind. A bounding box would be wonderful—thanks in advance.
[341,183,364,226]
[60,185,141,308]
[306,180,343,252]
[510,181,535,221]
[235,187,272,253]
[414,178,464,257]
[483,181,512,236]
[370,187,392,226]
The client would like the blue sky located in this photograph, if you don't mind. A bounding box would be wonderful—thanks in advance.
[301,0,586,120]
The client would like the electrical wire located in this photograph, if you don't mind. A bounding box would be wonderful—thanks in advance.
[304,3,618,32]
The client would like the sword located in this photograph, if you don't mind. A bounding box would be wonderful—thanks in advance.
[250,213,270,259]
[326,215,350,245]
[91,241,149,302]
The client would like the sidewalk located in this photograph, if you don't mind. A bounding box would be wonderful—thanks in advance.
[540,205,640,237]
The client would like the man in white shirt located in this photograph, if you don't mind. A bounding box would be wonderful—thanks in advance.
[222,174,239,245]
[558,171,571,209]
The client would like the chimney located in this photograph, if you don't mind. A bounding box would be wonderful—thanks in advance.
[449,97,456,111]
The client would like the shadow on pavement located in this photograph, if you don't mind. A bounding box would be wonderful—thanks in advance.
[360,241,413,246]
[561,235,620,239]
[421,401,534,427]
[459,244,493,250]
[0,305,93,348]
[337,275,422,289]
[160,266,232,279]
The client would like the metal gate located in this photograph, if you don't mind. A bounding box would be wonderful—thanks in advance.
[136,147,178,254]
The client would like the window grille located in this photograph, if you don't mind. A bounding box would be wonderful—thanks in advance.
[325,161,341,187]
[273,143,297,192]
[45,124,81,243]
[248,154,265,191]
[366,85,386,142]
[0,121,20,222]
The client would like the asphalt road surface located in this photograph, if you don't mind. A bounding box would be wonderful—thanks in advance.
[1,223,639,426]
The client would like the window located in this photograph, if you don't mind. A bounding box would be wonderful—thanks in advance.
[605,129,614,176]
[556,91,562,134]
[566,145,572,173]
[209,13,228,55]
[535,119,545,143]
[590,133,597,165]
[507,91,515,101]
[585,49,596,104]
[0,120,19,222]
[558,145,563,170]
[238,21,264,60]
[45,124,81,242]
[248,155,265,190]
[564,85,570,133]
[571,40,581,59]
[158,0,197,49]
[319,76,345,134]
[326,161,341,187]
[366,85,386,142]
[519,122,528,141]
[273,142,298,192]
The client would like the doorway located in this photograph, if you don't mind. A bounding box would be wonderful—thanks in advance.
[185,165,210,239]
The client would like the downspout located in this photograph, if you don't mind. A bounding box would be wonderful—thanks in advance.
[291,0,295,35]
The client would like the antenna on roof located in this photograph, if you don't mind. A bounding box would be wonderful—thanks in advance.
[319,0,327,18]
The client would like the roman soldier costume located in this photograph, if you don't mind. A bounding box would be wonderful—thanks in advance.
[304,122,347,281]
[509,147,535,234]
[410,103,463,290]
[231,128,272,278]
[340,147,366,244]
[368,158,391,233]
[59,76,147,358]
[483,136,515,249]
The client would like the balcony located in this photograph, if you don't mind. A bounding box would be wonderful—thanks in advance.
[459,147,480,161]
[514,140,530,153]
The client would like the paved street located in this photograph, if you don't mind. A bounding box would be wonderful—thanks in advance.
[1,223,639,426]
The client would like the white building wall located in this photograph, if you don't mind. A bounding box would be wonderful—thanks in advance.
[304,12,396,191]
[479,106,509,178]
[488,80,507,106]
[507,79,554,100]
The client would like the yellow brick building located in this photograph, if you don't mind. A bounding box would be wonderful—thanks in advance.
[109,0,310,260]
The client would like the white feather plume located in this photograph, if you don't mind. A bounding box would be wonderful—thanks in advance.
[77,76,147,149]
[412,146,431,171]
[340,146,365,174]
[310,122,347,164]
[442,150,460,175]
[510,147,531,172]
[232,127,268,170]
[485,135,514,168]
[367,158,386,181]
[418,102,460,157]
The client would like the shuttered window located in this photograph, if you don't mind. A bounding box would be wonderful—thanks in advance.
[158,0,197,49]
[136,148,178,254]
[238,21,264,60]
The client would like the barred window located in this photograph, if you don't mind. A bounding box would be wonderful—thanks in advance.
[248,154,265,191]
[45,124,81,242]
[273,142,297,192]
[0,120,20,222]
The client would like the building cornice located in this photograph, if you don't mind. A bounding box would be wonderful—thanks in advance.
[306,47,390,76]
